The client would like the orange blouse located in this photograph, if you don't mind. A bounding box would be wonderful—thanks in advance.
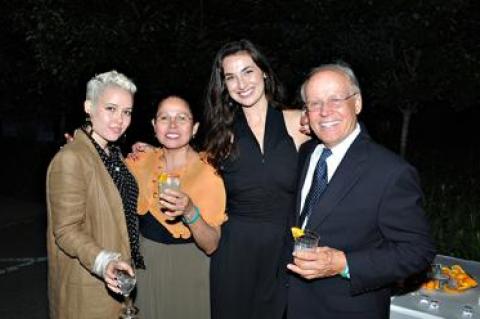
[125,148,227,239]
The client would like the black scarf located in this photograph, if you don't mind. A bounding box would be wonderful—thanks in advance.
[82,128,145,269]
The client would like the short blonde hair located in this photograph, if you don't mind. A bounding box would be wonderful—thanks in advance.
[86,70,137,105]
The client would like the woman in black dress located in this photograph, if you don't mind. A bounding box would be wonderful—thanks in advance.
[204,39,309,319]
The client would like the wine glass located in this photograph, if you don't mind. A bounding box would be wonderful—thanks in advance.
[117,268,139,319]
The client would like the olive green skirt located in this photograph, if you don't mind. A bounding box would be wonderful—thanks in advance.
[135,236,210,319]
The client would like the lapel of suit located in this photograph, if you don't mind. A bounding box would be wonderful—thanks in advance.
[295,139,320,225]
[307,132,370,230]
[77,130,130,254]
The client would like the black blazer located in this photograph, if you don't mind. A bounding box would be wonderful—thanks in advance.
[287,130,436,319]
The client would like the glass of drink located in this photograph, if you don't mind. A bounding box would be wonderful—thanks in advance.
[117,269,136,297]
[116,269,139,318]
[158,173,181,194]
[158,173,181,220]
[293,230,320,252]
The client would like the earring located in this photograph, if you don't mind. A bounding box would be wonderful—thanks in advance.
[82,115,92,130]
[263,73,267,79]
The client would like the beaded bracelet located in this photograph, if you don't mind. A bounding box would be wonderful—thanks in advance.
[182,206,201,225]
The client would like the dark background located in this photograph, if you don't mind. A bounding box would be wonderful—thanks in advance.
[1,0,479,258]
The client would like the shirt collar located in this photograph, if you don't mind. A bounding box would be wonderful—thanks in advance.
[327,123,361,158]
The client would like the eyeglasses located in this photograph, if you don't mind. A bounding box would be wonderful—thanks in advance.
[155,113,193,125]
[304,92,359,112]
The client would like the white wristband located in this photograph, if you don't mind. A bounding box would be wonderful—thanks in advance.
[93,250,121,278]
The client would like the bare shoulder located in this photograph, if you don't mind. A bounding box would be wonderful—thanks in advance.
[282,109,310,149]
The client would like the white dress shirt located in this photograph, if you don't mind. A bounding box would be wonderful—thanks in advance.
[300,124,361,228]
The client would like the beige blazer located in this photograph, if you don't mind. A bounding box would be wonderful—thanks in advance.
[46,130,131,319]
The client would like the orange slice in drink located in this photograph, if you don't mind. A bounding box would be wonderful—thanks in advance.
[158,173,168,184]
[291,227,305,239]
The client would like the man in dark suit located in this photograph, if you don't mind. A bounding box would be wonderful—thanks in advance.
[286,63,436,319]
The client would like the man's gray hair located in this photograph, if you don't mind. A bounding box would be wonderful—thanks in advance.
[86,70,137,105]
[300,62,361,102]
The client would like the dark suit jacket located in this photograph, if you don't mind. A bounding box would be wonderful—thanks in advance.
[287,130,436,319]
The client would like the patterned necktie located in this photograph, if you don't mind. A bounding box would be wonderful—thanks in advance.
[299,148,332,228]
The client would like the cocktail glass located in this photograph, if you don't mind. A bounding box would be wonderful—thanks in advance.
[158,173,181,194]
[293,230,320,252]
[158,173,181,221]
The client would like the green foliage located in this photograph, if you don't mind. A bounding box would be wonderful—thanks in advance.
[2,0,479,261]
[414,149,480,260]
[7,0,478,114]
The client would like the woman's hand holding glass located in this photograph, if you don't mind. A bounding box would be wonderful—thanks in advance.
[105,260,138,318]
[104,260,135,294]
[159,188,196,221]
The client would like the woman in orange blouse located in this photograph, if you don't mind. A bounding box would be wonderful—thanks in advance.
[125,95,226,319]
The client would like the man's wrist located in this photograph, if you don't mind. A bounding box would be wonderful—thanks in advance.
[340,262,350,279]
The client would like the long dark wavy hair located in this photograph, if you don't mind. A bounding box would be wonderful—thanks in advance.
[203,39,285,170]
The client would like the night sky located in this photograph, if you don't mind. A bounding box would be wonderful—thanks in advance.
[0,4,479,318]
[1,0,479,201]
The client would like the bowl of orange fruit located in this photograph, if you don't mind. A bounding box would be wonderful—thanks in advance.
[422,264,477,293]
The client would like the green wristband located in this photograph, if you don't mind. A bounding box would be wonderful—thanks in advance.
[182,206,201,225]
[340,263,350,279]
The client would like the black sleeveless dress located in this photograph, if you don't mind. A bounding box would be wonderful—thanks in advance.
[211,105,298,319]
